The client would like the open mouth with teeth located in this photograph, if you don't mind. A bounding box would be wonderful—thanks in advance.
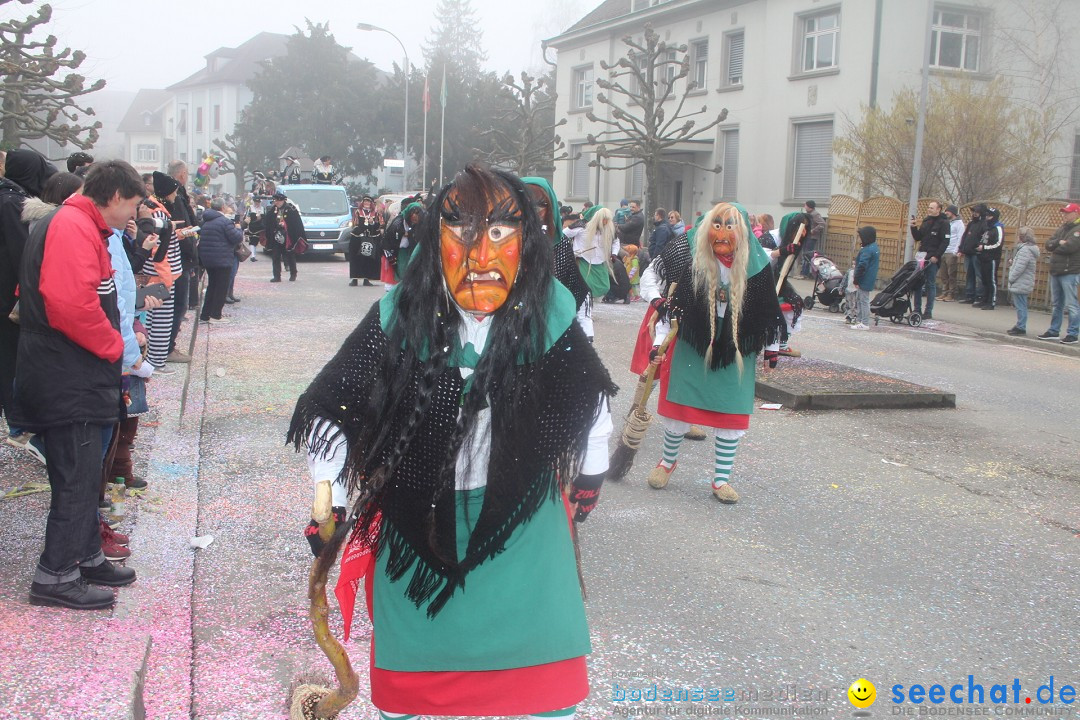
[462,269,506,285]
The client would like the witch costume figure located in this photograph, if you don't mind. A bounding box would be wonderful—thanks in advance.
[349,195,383,286]
[636,202,785,504]
[563,205,617,341]
[521,177,591,319]
[771,211,812,356]
[288,165,616,720]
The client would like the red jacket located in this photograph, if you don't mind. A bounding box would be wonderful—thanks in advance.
[40,194,123,362]
[10,194,123,430]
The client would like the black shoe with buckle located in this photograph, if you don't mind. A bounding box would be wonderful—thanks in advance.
[30,578,114,609]
[80,560,136,587]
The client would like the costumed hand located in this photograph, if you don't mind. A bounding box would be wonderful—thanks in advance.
[763,349,779,370]
[649,346,665,367]
[305,506,347,557]
[649,296,669,321]
[384,249,398,268]
[569,472,604,522]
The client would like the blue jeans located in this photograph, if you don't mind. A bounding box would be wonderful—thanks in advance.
[800,237,818,276]
[1048,273,1080,336]
[964,254,983,301]
[914,260,939,315]
[1012,293,1029,331]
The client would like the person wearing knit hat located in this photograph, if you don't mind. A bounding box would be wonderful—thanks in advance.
[940,204,964,301]
[152,171,180,199]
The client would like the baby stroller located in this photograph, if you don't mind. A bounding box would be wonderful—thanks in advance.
[870,260,926,326]
[803,253,848,313]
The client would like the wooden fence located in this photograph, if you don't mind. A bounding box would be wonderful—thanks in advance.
[824,195,1069,309]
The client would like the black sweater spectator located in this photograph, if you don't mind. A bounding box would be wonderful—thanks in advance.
[910,207,951,263]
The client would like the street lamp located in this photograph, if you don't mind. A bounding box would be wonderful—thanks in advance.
[358,23,409,191]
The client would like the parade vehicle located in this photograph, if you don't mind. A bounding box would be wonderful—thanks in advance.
[275,184,353,254]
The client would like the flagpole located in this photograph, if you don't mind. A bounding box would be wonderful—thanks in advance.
[439,64,446,186]
[422,73,429,191]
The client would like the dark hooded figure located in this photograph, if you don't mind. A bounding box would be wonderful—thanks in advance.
[0,150,57,421]
[288,164,616,719]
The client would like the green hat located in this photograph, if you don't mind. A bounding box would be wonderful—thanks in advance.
[521,176,561,245]
[583,204,601,223]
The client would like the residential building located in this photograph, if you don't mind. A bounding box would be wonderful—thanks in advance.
[546,0,1080,220]
[117,89,171,176]
[165,32,290,195]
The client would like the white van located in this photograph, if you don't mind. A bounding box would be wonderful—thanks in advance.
[276,184,352,254]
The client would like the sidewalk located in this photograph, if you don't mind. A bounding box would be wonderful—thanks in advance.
[788,277,1080,355]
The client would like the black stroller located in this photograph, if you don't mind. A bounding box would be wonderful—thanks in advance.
[803,253,848,313]
[870,260,926,326]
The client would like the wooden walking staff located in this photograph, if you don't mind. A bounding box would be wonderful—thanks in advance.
[289,481,358,720]
[775,223,806,294]
[607,316,679,481]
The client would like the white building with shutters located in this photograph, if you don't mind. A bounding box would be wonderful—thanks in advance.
[545,0,1080,220]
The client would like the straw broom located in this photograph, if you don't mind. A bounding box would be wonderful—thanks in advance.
[607,317,679,481]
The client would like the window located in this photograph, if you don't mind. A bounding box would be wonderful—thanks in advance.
[690,39,709,91]
[573,66,594,108]
[724,31,744,87]
[136,144,158,162]
[1070,134,1080,199]
[196,107,203,132]
[720,129,739,201]
[178,108,187,133]
[801,10,839,73]
[791,120,833,200]
[213,105,221,131]
[931,8,983,71]
[630,162,644,198]
[659,49,678,97]
[570,143,590,197]
[142,112,153,128]
[628,52,648,97]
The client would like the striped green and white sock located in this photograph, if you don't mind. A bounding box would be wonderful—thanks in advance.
[713,434,740,488]
[660,427,683,468]
[530,707,577,719]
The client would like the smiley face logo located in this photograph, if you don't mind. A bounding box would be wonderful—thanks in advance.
[848,679,876,709]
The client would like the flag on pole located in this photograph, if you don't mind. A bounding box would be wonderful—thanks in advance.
[423,75,431,114]
[440,70,447,108]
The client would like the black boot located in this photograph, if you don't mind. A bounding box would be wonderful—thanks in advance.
[29,578,114,609]
[270,277,281,283]
[349,279,358,286]
[363,279,374,286]
[81,560,136,587]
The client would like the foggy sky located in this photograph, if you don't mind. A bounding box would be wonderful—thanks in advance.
[19,0,590,92]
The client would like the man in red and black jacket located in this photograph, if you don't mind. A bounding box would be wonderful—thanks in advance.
[11,161,145,610]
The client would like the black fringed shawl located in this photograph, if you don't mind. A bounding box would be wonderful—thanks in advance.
[554,235,591,308]
[288,299,616,616]
[650,233,786,370]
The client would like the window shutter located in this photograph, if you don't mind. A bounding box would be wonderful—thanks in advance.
[572,144,590,197]
[721,130,739,200]
[631,162,644,197]
[727,33,744,85]
[793,121,833,199]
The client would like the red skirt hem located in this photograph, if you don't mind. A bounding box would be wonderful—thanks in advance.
[657,349,750,430]
[371,656,589,716]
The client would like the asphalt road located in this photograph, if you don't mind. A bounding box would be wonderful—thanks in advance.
[5,252,1072,720]
[169,255,1077,719]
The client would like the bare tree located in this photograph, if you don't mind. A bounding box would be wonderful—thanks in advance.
[585,24,726,210]
[991,0,1080,182]
[477,71,567,177]
[0,1,104,150]
[835,78,1052,205]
